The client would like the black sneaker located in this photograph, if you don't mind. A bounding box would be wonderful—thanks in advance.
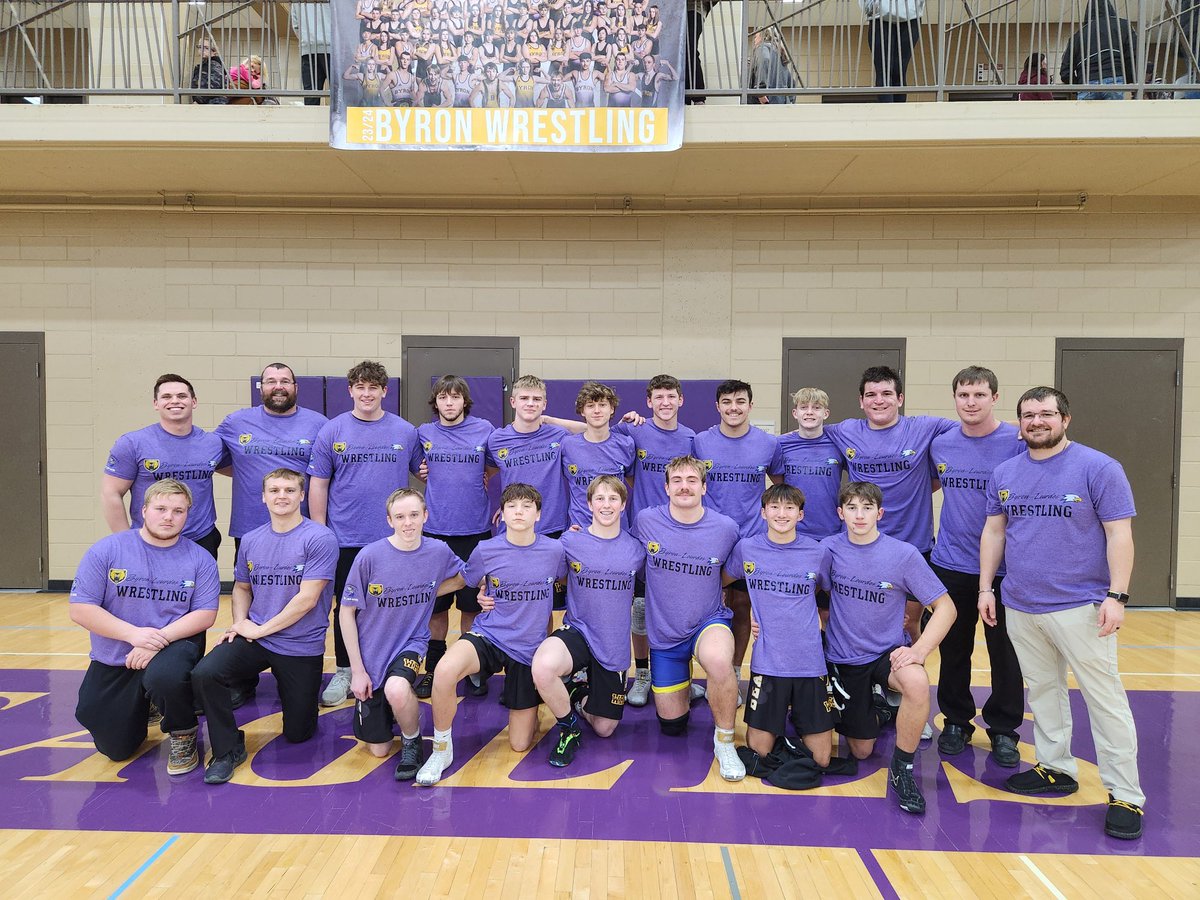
[566,677,590,711]
[889,760,926,814]
[204,734,248,785]
[1104,794,1144,840]
[872,684,898,728]
[230,686,256,710]
[468,674,488,697]
[548,727,582,768]
[413,674,433,700]
[937,723,969,755]
[990,734,1020,768]
[1005,764,1079,796]
[394,737,425,782]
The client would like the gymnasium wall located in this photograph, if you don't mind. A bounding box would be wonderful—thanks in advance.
[1,202,1196,586]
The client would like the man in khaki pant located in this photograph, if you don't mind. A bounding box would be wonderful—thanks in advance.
[978,386,1144,840]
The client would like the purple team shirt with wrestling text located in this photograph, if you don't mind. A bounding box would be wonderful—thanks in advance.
[307,412,422,547]
[486,424,570,534]
[692,426,783,537]
[342,537,466,688]
[560,431,636,528]
[235,518,339,657]
[985,442,1136,615]
[560,529,647,672]
[634,505,740,649]
[930,421,1023,575]
[822,531,947,666]
[826,416,957,553]
[614,420,695,531]
[465,534,568,665]
[778,431,846,540]
[418,416,495,536]
[215,405,328,538]
[70,529,220,667]
[104,424,229,540]
[726,533,832,678]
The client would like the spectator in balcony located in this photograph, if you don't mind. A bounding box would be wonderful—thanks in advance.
[190,38,229,105]
[1017,52,1053,100]
[290,1,332,106]
[1059,0,1137,99]
[229,56,280,105]
[685,0,715,105]
[860,0,923,102]
[749,29,795,104]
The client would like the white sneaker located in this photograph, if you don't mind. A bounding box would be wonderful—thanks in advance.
[415,739,454,786]
[626,668,651,707]
[920,721,934,741]
[320,667,352,707]
[689,681,706,702]
[714,732,745,782]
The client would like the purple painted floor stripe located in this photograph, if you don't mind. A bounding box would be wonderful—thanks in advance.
[857,849,900,900]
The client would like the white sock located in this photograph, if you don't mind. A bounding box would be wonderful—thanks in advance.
[401,730,420,742]
[432,728,452,752]
[715,727,735,744]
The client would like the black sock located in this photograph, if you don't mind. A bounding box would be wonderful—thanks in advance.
[892,746,915,767]
[557,711,579,731]
[425,639,447,675]
[635,657,649,670]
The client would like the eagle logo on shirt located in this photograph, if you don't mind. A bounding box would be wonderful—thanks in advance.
[107,455,117,468]
[423,441,433,451]
[637,449,648,460]
[298,439,312,445]
[474,445,485,453]
[550,442,561,449]
[805,572,817,580]
[392,444,404,451]
[646,541,660,555]
[567,464,579,475]
[570,561,582,574]
[901,449,916,457]
[333,442,348,453]
[936,463,948,475]
[143,459,160,472]
[180,579,195,589]
[998,489,1010,503]
[239,433,253,445]
[742,561,756,575]
[1063,494,1084,503]
[879,581,894,590]
[108,569,127,584]
[489,576,501,588]
[845,448,857,460]
[496,448,509,460]
[368,583,384,596]
[755,465,767,473]
[292,565,305,573]
[826,458,839,466]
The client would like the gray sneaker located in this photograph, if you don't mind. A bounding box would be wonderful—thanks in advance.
[167,728,199,776]
[320,667,353,707]
[689,681,706,703]
[394,737,425,781]
[626,668,651,707]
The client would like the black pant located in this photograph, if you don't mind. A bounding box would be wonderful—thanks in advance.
[301,53,330,105]
[868,17,919,103]
[332,546,364,668]
[193,525,222,561]
[685,6,706,99]
[191,636,323,759]
[75,637,203,761]
[931,564,1024,739]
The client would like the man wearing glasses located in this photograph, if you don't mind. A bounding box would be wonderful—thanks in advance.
[190,37,230,105]
[978,386,1144,840]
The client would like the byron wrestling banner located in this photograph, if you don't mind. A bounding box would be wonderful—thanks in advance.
[329,0,685,152]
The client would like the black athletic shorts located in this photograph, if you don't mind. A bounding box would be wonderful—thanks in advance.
[815,588,831,611]
[726,578,748,594]
[553,624,626,721]
[428,531,491,614]
[743,672,839,737]
[831,650,898,740]
[335,545,365,599]
[544,529,568,610]
[353,650,422,744]
[462,632,540,710]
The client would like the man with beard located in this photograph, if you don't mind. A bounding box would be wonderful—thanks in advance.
[979,387,1144,840]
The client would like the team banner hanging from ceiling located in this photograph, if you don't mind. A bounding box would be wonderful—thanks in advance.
[329,0,685,152]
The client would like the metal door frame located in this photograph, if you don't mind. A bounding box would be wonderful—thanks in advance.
[780,337,907,433]
[0,332,48,590]
[400,335,520,427]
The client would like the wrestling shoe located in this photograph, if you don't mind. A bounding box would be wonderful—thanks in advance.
[394,736,424,782]
[889,759,926,814]
[413,674,434,700]
[626,668,651,707]
[320,667,352,707]
[714,731,746,782]
[689,681,706,703]
[468,673,488,697]
[920,721,934,741]
[549,727,582,768]
[416,738,453,786]
[166,727,199,776]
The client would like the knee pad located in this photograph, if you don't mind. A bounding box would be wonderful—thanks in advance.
[657,711,690,736]
[631,596,647,636]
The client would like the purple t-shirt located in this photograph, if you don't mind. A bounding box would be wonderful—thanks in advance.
[307,412,422,547]
[826,416,957,553]
[985,442,1136,615]
[235,518,339,657]
[725,533,831,678]
[931,422,1024,575]
[692,426,783,538]
[614,420,695,531]
[634,505,740,649]
[104,424,229,540]
[465,534,567,665]
[417,416,495,536]
[778,431,846,540]
[822,531,947,666]
[560,529,646,672]
[342,536,466,688]
[560,431,636,528]
[486,424,570,534]
[215,405,329,538]
[70,529,220,667]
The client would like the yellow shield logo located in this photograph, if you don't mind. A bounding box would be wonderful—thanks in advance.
[637,449,647,460]
[496,448,509,460]
[238,433,253,445]
[570,561,582,574]
[998,489,1010,503]
[567,464,578,475]
[332,442,347,453]
[143,459,160,472]
[368,583,384,596]
[646,541,660,555]
[936,463,947,475]
[489,576,501,588]
[743,561,755,575]
[845,448,856,460]
[107,568,127,584]
[702,459,714,470]
[423,441,433,451]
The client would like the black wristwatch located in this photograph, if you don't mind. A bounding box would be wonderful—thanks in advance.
[1106,590,1130,605]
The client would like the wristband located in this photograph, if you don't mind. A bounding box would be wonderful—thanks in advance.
[1106,590,1130,605]
[978,588,994,593]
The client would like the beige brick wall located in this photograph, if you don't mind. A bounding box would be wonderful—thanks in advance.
[1,204,1197,590]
